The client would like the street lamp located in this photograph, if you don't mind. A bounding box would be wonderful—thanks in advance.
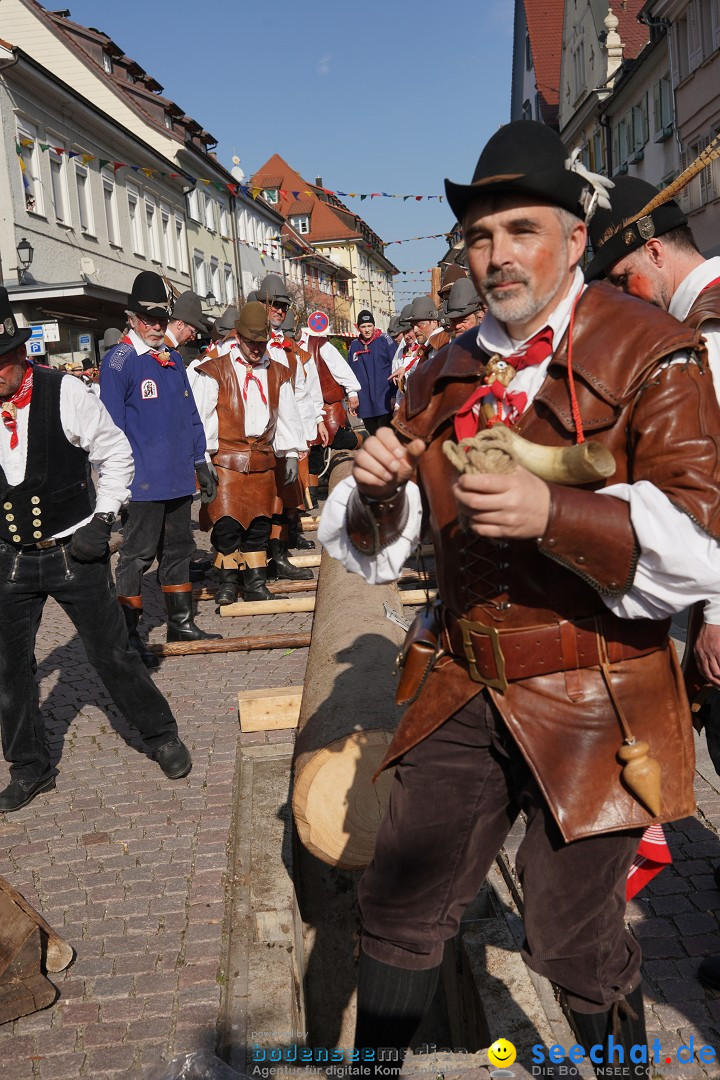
[16,237,34,283]
[205,289,216,305]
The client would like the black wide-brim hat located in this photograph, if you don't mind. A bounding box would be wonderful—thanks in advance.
[445,120,591,223]
[585,175,687,281]
[0,287,32,357]
[128,270,173,319]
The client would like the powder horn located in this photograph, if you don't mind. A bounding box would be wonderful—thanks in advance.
[443,424,616,485]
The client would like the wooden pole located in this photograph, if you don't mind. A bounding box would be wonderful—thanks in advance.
[289,553,321,568]
[220,596,316,617]
[146,632,311,657]
[292,458,404,870]
[400,588,438,605]
[299,517,319,531]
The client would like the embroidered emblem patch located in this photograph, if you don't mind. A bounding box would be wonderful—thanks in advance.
[4,318,14,336]
[141,379,158,400]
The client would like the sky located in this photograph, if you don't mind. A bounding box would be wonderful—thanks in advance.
[61,0,516,305]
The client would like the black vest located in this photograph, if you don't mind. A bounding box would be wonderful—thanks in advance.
[0,367,94,546]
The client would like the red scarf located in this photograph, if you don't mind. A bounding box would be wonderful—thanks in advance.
[1,363,33,450]
[242,365,267,405]
[352,328,383,357]
[454,326,554,440]
[700,275,720,294]
[121,334,175,368]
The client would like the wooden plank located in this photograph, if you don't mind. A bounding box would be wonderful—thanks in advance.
[220,596,316,618]
[399,589,438,605]
[0,877,73,972]
[299,517,319,531]
[289,553,321,568]
[193,580,317,602]
[146,632,312,657]
[238,685,303,732]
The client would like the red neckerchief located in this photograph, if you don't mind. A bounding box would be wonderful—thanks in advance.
[700,276,720,293]
[122,334,175,368]
[352,328,383,357]
[241,363,268,405]
[1,363,33,450]
[453,325,554,440]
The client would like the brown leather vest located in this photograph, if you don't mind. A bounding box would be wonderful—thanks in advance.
[197,354,291,471]
[396,282,719,633]
[306,336,345,404]
[683,279,720,330]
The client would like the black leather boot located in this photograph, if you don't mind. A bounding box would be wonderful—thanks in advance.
[569,985,649,1079]
[119,597,159,669]
[214,568,239,607]
[267,539,314,581]
[288,520,315,550]
[162,586,222,642]
[242,565,275,601]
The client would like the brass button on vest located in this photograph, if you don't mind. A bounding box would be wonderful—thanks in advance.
[33,531,42,539]
[8,524,17,533]
[3,502,11,510]
[12,535,20,543]
[31,496,40,505]
[5,514,14,522]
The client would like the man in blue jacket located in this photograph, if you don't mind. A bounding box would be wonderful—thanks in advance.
[347,310,396,434]
[100,272,220,664]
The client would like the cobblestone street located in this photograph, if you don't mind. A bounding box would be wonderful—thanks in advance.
[2,528,720,1078]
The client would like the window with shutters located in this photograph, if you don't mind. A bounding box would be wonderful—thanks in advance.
[652,75,673,140]
[175,216,189,275]
[593,130,605,174]
[17,118,44,215]
[126,182,144,255]
[75,159,95,235]
[48,145,70,225]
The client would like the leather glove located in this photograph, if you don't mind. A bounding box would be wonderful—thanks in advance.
[195,462,218,504]
[284,457,299,486]
[70,515,112,562]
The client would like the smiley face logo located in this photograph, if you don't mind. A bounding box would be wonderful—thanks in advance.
[488,1038,516,1069]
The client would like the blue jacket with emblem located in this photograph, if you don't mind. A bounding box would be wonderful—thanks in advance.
[99,341,206,501]
[347,331,396,418]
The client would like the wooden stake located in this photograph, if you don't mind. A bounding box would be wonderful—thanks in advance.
[238,685,303,732]
[289,553,321,568]
[400,589,438,605]
[300,517,319,531]
[220,596,316,617]
[146,632,311,657]
[193,580,317,601]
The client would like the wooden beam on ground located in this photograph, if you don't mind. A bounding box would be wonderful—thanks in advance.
[299,517,319,531]
[399,568,434,583]
[289,553,321,568]
[0,878,73,973]
[146,632,311,657]
[399,589,438,605]
[220,596,316,617]
[193,580,317,601]
[238,685,303,732]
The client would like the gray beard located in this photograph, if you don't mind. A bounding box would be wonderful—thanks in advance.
[483,263,568,329]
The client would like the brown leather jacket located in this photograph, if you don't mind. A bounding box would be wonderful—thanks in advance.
[379,283,720,840]
[684,280,720,331]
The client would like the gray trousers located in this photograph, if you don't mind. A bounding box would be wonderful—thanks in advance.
[358,691,643,1012]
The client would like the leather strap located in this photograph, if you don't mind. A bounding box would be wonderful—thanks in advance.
[442,609,670,690]
[346,484,410,556]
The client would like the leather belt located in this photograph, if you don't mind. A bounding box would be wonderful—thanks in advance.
[442,609,671,692]
[20,535,73,552]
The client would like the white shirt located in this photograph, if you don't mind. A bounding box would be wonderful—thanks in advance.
[268,330,323,443]
[0,371,134,535]
[668,256,720,390]
[192,348,305,458]
[297,330,361,396]
[319,269,720,623]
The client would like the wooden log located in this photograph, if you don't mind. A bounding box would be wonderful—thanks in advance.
[299,517,319,531]
[0,878,73,973]
[238,686,303,732]
[0,881,70,1024]
[193,580,317,601]
[399,568,434,584]
[292,458,404,870]
[399,588,438,605]
[220,596,316,617]
[289,553,321,568]
[146,632,311,657]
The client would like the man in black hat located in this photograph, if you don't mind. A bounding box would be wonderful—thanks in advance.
[319,120,720,1078]
[100,271,220,664]
[347,311,396,435]
[0,287,192,812]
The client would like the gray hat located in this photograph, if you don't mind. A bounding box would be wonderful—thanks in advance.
[437,263,468,297]
[408,296,439,323]
[216,305,240,336]
[281,309,296,336]
[171,290,207,333]
[257,274,291,305]
[387,315,403,337]
[102,327,122,350]
[445,278,484,319]
[398,303,413,332]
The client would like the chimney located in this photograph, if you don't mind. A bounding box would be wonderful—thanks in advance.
[604,6,625,86]
[315,176,323,188]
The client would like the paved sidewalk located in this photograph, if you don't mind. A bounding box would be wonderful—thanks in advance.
[0,525,310,1079]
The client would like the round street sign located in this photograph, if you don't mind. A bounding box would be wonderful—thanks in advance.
[307,311,329,335]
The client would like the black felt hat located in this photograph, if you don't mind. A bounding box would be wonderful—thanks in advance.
[0,287,32,357]
[445,120,593,224]
[128,271,172,318]
[585,175,688,281]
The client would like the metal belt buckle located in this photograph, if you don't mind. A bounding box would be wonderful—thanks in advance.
[457,617,509,692]
[36,538,56,549]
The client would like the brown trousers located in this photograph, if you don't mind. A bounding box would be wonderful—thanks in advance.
[358,691,643,1012]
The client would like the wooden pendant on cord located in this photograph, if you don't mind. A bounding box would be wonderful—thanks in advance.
[617,740,662,817]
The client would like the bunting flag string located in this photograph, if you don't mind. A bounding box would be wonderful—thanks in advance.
[15,140,445,202]
[385,233,454,245]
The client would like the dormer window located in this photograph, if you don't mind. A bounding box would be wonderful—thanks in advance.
[290,214,310,235]
[102,52,113,74]
[164,114,173,131]
[264,188,279,204]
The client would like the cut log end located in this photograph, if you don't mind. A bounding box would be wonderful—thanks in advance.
[292,730,395,870]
